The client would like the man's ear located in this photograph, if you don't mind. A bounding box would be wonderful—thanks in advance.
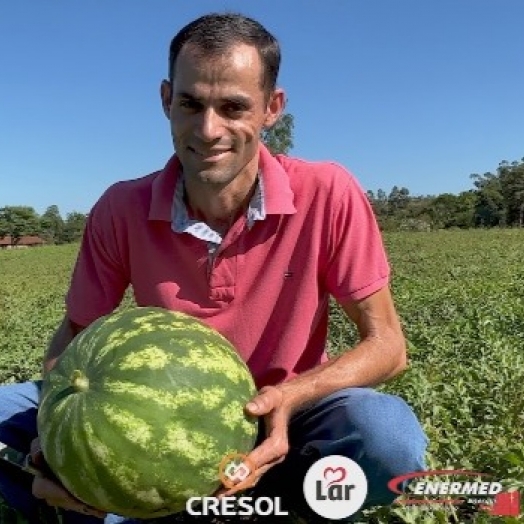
[160,80,172,119]
[263,88,286,129]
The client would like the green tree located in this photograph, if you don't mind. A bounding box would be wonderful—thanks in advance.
[388,186,410,216]
[40,205,64,244]
[497,159,524,227]
[376,189,389,216]
[404,195,433,220]
[366,189,389,221]
[470,172,505,227]
[452,191,477,228]
[261,113,294,155]
[428,192,475,229]
[0,206,41,245]
[61,212,87,243]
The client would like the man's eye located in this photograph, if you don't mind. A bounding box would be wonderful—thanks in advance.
[179,100,201,110]
[222,104,245,117]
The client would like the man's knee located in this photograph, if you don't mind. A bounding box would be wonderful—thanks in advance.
[293,387,428,479]
[326,388,427,468]
[336,388,428,473]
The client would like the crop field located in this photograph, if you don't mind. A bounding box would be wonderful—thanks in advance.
[0,229,523,523]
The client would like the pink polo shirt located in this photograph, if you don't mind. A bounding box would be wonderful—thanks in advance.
[66,145,390,388]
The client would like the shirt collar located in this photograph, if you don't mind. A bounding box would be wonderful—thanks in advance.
[171,173,265,244]
[148,144,296,222]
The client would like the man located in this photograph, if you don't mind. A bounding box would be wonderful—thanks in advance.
[0,12,427,523]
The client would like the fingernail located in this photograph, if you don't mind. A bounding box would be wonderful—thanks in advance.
[246,402,258,411]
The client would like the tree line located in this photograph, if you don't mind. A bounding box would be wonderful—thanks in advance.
[366,157,524,231]
[0,205,87,246]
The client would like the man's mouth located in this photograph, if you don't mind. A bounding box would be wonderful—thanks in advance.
[188,146,232,161]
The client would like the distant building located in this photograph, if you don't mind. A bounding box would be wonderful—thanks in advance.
[0,235,45,249]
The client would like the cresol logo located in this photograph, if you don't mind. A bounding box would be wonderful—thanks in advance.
[218,452,256,490]
[185,452,289,517]
[303,455,368,520]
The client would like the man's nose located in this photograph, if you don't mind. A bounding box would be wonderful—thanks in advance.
[195,108,224,142]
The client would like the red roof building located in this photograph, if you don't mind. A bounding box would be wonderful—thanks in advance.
[0,235,45,248]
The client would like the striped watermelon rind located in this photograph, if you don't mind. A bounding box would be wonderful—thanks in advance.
[37,307,258,518]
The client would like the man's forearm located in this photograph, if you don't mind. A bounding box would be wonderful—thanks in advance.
[43,316,84,376]
[279,330,407,414]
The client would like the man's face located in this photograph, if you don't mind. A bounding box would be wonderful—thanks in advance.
[161,44,283,186]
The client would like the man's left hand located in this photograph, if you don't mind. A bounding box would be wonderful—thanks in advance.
[215,385,292,497]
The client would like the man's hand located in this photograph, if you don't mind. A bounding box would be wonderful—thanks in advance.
[216,386,292,497]
[30,438,106,518]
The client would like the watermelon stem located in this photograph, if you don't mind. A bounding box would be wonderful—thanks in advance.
[71,370,90,392]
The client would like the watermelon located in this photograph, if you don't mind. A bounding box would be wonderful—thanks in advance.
[37,307,258,518]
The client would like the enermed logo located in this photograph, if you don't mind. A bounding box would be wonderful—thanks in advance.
[303,455,368,520]
[388,469,521,517]
[186,452,289,517]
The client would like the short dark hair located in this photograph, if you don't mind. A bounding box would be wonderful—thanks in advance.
[168,13,281,96]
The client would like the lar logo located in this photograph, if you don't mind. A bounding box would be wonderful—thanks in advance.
[218,453,256,490]
[303,455,368,520]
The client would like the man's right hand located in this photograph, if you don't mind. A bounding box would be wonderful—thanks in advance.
[30,438,106,519]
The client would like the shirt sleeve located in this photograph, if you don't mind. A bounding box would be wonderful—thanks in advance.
[65,188,130,327]
[324,169,390,302]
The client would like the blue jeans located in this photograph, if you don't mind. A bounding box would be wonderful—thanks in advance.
[0,381,427,523]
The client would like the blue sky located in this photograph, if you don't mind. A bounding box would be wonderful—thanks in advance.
[1,1,523,215]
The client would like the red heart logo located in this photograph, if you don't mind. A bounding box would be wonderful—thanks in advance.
[324,466,346,486]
